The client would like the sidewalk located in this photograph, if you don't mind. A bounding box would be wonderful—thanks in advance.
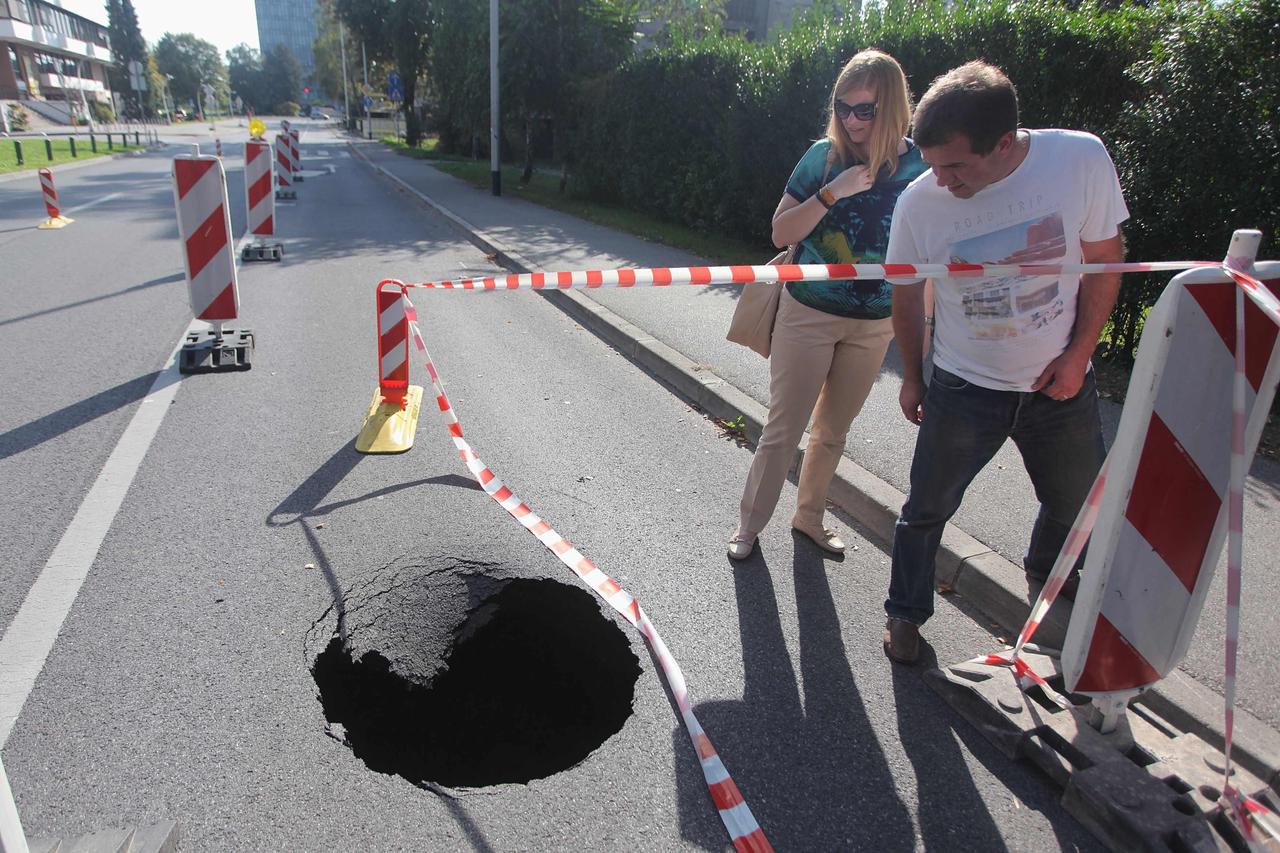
[346,138,1280,788]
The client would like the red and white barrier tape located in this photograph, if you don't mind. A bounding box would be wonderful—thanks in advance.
[390,281,772,852]
[393,260,1214,291]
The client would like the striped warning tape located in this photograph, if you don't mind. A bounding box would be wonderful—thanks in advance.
[393,260,1216,291]
[389,281,772,852]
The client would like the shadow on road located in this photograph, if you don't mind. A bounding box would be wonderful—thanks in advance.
[673,546,914,850]
[0,371,160,461]
[0,272,184,329]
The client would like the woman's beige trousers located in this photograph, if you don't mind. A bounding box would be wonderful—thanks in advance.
[738,288,894,537]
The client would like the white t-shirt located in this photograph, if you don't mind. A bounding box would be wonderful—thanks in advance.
[886,129,1129,391]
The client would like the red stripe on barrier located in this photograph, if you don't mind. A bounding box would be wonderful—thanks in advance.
[248,171,273,208]
[693,733,716,760]
[731,266,756,282]
[530,520,551,536]
[1073,613,1163,692]
[707,778,745,810]
[775,264,804,281]
[478,468,494,486]
[652,268,672,285]
[587,270,603,287]
[618,269,636,287]
[253,214,273,236]
[690,267,711,284]
[512,503,531,518]
[1125,413,1219,593]
[575,557,594,575]
[557,271,574,288]
[175,158,215,199]
[448,422,462,438]
[436,394,449,411]
[733,828,774,853]
[493,485,513,502]
[197,282,237,321]
[598,577,621,597]
[185,204,229,281]
[551,539,572,555]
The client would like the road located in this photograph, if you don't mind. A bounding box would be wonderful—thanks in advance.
[0,122,1108,849]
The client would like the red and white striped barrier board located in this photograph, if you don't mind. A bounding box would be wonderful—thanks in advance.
[390,260,1213,291]
[38,168,59,218]
[381,279,772,852]
[274,133,293,191]
[378,287,410,408]
[1062,249,1280,696]
[171,151,239,322]
[245,139,275,237]
[288,128,300,175]
[280,119,291,134]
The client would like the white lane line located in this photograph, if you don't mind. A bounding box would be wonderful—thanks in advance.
[63,191,123,215]
[0,321,197,749]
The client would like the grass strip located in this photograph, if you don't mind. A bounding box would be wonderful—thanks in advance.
[0,139,147,175]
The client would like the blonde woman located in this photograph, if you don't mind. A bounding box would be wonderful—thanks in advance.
[729,49,926,561]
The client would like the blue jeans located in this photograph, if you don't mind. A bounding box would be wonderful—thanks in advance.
[885,366,1105,626]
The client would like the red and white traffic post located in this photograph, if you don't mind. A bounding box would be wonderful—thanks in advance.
[273,133,295,200]
[171,144,254,372]
[288,128,302,182]
[242,136,282,262]
[355,281,423,453]
[35,167,72,230]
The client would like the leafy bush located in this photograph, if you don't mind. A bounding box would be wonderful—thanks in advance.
[90,101,115,124]
[6,103,30,131]
[275,101,301,116]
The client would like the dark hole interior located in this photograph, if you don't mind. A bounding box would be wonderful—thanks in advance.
[313,578,640,787]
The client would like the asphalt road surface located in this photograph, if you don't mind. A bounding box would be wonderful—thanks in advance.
[3,122,1106,849]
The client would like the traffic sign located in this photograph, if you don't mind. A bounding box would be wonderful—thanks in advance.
[127,60,147,92]
[387,72,403,103]
[362,94,373,110]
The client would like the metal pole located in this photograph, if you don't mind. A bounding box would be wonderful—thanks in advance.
[362,42,371,140]
[489,0,500,196]
[339,23,351,131]
[0,754,29,853]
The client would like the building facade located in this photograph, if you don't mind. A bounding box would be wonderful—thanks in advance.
[254,0,318,95]
[0,0,113,114]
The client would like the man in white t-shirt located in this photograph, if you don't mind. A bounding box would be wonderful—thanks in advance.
[882,61,1129,664]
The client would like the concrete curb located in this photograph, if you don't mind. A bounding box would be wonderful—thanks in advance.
[349,141,1280,791]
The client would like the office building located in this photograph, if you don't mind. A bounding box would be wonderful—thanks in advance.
[254,0,318,95]
[0,0,114,119]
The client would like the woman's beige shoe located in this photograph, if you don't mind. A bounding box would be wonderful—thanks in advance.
[727,535,756,561]
[792,524,846,555]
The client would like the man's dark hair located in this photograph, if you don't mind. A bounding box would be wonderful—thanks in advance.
[913,61,1019,155]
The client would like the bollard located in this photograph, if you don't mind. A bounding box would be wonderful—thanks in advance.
[13,139,22,166]
[135,130,140,145]
[241,138,282,262]
[90,133,97,153]
[69,136,77,158]
[356,283,423,453]
[44,137,52,161]
[107,132,113,150]
[36,168,73,229]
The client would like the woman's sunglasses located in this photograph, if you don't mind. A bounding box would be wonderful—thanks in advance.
[834,99,877,121]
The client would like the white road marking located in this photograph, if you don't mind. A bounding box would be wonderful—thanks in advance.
[63,191,123,215]
[0,322,198,748]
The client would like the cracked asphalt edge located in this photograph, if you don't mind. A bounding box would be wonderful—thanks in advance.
[347,138,1280,791]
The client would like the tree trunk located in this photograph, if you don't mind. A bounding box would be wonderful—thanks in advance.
[520,116,534,184]
[404,78,420,147]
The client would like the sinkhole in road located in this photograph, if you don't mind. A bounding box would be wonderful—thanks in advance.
[313,577,640,788]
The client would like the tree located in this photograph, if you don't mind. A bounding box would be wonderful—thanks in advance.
[428,0,488,155]
[313,0,361,111]
[262,44,304,112]
[335,0,433,146]
[227,44,267,113]
[106,0,149,119]
[154,33,227,115]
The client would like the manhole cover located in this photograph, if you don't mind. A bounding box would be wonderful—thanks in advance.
[311,571,640,788]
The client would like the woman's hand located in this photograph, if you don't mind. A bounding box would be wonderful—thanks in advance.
[826,165,873,200]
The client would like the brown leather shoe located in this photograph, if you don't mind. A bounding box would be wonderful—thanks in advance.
[884,618,920,665]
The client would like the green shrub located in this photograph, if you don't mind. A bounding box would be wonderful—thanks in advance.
[275,101,301,116]
[6,103,30,131]
[90,101,115,123]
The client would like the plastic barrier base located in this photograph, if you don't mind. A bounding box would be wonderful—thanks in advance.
[926,652,1276,852]
[294,174,305,183]
[275,189,296,201]
[178,328,254,374]
[242,243,284,263]
[355,385,423,453]
[36,215,74,230]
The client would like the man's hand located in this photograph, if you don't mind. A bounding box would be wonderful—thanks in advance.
[899,377,926,424]
[1031,351,1090,400]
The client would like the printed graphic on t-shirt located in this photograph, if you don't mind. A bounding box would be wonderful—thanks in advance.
[948,212,1066,340]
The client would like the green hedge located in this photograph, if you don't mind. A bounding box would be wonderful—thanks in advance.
[431,0,1276,358]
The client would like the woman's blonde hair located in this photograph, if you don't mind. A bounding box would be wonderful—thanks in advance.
[824,49,913,182]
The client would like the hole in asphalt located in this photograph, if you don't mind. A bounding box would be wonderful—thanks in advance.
[313,577,640,787]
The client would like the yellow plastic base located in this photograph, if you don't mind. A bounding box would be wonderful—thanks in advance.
[355,385,423,454]
[37,215,74,230]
